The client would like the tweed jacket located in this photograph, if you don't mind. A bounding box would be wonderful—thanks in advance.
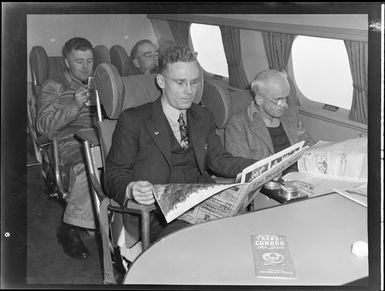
[104,97,255,205]
[225,101,316,161]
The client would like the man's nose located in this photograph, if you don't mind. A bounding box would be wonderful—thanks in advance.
[185,82,193,94]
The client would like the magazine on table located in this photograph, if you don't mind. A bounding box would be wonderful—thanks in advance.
[282,136,367,200]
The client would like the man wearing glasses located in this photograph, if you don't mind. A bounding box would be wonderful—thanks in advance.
[104,46,256,244]
[225,69,315,174]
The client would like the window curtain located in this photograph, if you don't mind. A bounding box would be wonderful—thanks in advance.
[168,20,190,47]
[344,40,368,124]
[261,31,299,106]
[219,26,249,89]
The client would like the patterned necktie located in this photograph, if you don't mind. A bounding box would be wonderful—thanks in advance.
[178,113,189,150]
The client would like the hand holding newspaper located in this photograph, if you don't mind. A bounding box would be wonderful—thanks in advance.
[153,141,308,224]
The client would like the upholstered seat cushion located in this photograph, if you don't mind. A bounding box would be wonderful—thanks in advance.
[93,45,111,69]
[110,44,141,76]
[121,73,161,109]
[201,79,252,129]
[94,63,124,119]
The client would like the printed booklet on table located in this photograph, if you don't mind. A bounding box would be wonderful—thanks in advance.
[250,234,297,279]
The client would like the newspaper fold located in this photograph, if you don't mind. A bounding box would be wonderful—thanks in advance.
[153,141,308,223]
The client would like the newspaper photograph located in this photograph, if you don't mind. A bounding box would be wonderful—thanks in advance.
[153,141,308,224]
[283,136,367,197]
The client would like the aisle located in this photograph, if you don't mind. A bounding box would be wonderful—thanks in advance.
[26,155,103,285]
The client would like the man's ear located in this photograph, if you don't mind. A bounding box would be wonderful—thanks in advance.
[156,74,165,89]
[132,58,140,69]
[64,58,69,69]
[255,95,263,106]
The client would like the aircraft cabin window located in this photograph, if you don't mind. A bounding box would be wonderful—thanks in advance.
[291,36,353,110]
[190,23,229,78]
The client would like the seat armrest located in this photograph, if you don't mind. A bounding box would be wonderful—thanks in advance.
[76,128,100,147]
[124,201,156,214]
[35,131,60,146]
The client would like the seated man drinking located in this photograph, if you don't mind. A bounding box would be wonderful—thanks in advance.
[36,37,97,260]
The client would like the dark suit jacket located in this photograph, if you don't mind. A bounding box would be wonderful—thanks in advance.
[104,97,255,205]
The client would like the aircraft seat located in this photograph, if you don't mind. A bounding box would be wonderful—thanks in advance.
[94,62,204,119]
[93,44,111,69]
[109,44,141,76]
[201,79,253,147]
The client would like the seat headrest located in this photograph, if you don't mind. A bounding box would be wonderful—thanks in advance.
[201,80,252,129]
[47,56,67,79]
[110,45,141,76]
[93,45,111,69]
[94,63,204,120]
[94,63,124,120]
[121,73,161,110]
[30,46,67,96]
[30,46,49,87]
[121,70,204,110]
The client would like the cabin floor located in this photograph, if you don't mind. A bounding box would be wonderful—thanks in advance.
[26,133,124,285]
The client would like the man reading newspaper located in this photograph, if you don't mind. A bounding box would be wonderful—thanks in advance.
[154,141,308,224]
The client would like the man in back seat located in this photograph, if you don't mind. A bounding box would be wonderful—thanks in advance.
[36,37,97,260]
[225,69,315,175]
[130,39,159,75]
[104,45,256,243]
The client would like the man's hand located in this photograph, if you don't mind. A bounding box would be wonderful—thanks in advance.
[131,181,155,205]
[73,88,89,109]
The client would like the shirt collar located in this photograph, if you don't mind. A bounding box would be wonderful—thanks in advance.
[248,100,259,121]
[161,97,187,123]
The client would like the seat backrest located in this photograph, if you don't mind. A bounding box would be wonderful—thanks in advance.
[93,44,111,69]
[110,44,141,76]
[29,46,67,97]
[201,79,253,146]
[29,46,68,161]
[95,63,204,117]
[121,73,161,110]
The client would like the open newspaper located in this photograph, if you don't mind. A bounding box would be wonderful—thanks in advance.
[282,136,367,206]
[153,141,309,224]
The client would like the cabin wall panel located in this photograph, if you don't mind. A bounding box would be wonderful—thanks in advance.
[27,14,158,82]
[150,19,175,45]
[299,110,367,142]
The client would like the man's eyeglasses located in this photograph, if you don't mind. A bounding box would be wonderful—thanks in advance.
[162,75,201,88]
[260,95,288,107]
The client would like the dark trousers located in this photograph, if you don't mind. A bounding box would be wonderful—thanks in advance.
[149,211,191,243]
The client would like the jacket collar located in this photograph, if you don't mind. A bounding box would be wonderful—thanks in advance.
[246,101,297,153]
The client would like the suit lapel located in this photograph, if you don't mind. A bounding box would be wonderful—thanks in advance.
[247,112,275,154]
[144,98,172,167]
[188,107,206,174]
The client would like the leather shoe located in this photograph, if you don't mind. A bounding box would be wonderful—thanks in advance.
[57,224,90,260]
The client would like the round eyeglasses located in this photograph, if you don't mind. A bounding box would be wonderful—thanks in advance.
[260,95,288,107]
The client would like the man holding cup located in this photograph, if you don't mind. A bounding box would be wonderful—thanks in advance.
[36,37,97,260]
